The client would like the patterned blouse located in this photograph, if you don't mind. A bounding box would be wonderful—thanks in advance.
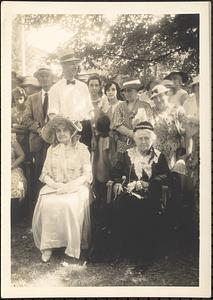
[111,99,154,153]
[39,141,92,185]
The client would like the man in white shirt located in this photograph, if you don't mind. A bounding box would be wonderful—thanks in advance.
[48,52,93,121]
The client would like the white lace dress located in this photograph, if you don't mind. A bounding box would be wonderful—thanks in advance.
[32,142,92,259]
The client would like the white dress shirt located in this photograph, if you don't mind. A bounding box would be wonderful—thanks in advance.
[41,89,48,105]
[48,78,93,121]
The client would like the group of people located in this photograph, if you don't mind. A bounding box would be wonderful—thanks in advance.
[11,50,199,271]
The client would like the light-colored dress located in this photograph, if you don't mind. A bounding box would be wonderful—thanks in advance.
[183,93,199,118]
[153,106,185,170]
[183,96,199,228]
[169,88,188,107]
[11,134,27,199]
[32,141,92,259]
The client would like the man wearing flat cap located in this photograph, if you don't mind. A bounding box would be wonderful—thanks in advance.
[48,51,93,122]
[23,67,55,199]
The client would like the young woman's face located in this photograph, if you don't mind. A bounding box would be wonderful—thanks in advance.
[88,79,101,97]
[55,124,72,145]
[106,83,117,100]
[134,129,154,153]
[122,88,138,102]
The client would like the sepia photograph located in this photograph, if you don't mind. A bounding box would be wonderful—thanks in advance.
[1,1,211,298]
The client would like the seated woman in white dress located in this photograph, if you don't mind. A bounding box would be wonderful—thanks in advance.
[32,116,92,262]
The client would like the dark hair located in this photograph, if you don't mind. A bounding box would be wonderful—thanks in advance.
[87,75,102,96]
[96,113,110,136]
[104,80,123,100]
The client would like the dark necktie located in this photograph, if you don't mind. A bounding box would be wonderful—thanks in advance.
[67,79,76,85]
[43,92,48,120]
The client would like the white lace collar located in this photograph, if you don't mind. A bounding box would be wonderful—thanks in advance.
[127,147,161,179]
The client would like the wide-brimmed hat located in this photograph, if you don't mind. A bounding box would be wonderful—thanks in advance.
[164,71,188,84]
[41,115,82,144]
[20,76,40,87]
[120,78,143,91]
[33,67,54,78]
[150,84,170,99]
[189,75,199,86]
[133,121,154,132]
[59,51,81,64]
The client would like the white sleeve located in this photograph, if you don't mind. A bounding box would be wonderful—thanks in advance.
[83,84,94,120]
[48,83,60,116]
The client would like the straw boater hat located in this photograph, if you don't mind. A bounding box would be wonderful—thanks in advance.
[150,84,170,99]
[120,78,144,91]
[59,51,81,64]
[41,115,82,144]
[164,70,188,84]
[20,76,40,87]
[33,67,54,78]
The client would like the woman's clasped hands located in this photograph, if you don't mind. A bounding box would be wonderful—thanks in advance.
[55,181,78,195]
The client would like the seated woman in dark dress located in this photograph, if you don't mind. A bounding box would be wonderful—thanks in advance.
[110,121,170,270]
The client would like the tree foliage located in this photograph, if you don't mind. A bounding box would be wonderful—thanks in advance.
[12,13,199,81]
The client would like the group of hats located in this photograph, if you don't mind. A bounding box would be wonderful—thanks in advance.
[17,50,80,88]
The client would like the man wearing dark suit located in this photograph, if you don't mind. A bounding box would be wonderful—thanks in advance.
[22,67,54,199]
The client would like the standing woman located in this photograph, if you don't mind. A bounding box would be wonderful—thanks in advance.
[184,76,199,236]
[104,81,123,122]
[111,78,154,154]
[11,87,29,159]
[32,116,92,262]
[150,84,198,234]
[164,71,189,108]
[88,75,109,123]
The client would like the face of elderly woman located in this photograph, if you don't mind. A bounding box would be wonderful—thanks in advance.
[134,129,154,153]
[55,124,72,145]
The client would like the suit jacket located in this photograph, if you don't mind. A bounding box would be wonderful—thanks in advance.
[22,91,46,153]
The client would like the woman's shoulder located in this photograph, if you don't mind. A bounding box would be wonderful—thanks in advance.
[76,141,90,152]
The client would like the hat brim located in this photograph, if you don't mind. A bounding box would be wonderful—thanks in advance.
[164,71,188,84]
[33,69,53,78]
[60,58,81,64]
[120,83,144,91]
[41,116,82,144]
